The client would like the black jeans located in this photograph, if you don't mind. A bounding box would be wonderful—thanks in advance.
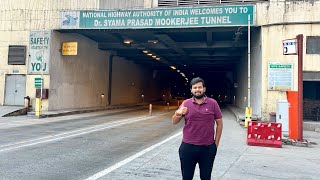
[179,142,217,180]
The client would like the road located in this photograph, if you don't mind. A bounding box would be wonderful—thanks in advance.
[0,106,181,180]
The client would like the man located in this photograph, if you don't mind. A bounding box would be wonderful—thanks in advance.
[172,77,223,180]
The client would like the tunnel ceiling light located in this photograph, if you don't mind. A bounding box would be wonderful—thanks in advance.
[143,50,148,54]
[156,57,160,61]
[177,70,180,72]
[147,53,153,56]
[148,40,158,44]
[123,39,133,45]
[152,55,156,58]
[184,64,187,67]
[170,66,176,70]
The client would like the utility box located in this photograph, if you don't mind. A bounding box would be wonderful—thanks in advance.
[36,89,49,99]
[276,100,289,132]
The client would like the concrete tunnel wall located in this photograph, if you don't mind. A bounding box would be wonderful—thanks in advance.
[235,52,248,110]
[49,32,109,110]
[235,29,262,118]
[111,56,162,105]
[49,31,162,110]
[250,28,263,118]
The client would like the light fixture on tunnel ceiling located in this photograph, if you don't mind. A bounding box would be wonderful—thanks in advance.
[156,57,160,61]
[184,64,187,67]
[143,50,148,54]
[148,40,158,44]
[123,39,133,45]
[170,66,176,70]
[177,70,180,72]
[152,55,156,58]
[147,53,153,56]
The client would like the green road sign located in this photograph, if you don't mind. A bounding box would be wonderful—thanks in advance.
[61,5,254,29]
[35,78,43,88]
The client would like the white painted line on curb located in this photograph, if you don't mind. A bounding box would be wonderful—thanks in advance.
[84,131,182,180]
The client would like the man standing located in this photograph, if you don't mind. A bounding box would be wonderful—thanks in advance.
[172,77,223,180]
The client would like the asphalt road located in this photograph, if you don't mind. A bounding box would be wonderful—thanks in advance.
[0,106,182,180]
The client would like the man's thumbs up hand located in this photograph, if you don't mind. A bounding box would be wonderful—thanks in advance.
[176,102,188,116]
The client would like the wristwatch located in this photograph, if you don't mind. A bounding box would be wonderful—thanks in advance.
[175,111,182,117]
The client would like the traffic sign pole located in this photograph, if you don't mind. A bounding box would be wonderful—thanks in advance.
[297,34,303,141]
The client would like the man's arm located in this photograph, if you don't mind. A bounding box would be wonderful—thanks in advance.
[172,101,187,124]
[215,118,223,147]
[172,112,183,124]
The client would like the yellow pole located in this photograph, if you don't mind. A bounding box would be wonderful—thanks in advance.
[35,98,42,117]
[245,107,252,127]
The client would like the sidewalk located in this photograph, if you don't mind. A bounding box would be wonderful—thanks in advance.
[0,104,146,118]
[27,104,145,118]
[95,108,320,180]
[227,105,259,122]
[0,106,24,117]
[228,105,320,132]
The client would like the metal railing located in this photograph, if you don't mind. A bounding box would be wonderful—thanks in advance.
[158,0,268,7]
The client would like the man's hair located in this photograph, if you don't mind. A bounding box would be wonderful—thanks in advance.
[190,77,205,88]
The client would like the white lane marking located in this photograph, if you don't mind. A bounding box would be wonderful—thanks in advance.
[0,112,169,153]
[0,108,144,130]
[84,131,182,180]
[0,116,145,149]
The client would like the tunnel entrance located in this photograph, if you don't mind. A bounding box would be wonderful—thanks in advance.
[58,26,258,104]
[52,5,261,113]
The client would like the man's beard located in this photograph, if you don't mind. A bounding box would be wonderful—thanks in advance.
[192,92,205,99]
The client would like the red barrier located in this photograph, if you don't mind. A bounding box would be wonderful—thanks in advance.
[247,121,282,148]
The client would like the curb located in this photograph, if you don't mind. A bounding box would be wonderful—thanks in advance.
[27,104,146,118]
[2,107,28,117]
[226,106,240,122]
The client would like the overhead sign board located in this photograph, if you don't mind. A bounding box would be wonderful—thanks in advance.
[62,42,78,55]
[283,39,297,55]
[268,63,293,91]
[61,5,254,29]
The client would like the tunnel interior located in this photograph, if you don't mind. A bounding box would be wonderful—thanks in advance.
[58,27,256,104]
